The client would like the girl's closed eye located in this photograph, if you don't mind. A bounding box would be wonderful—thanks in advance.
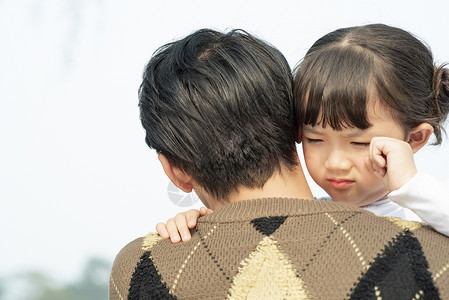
[351,141,370,147]
[305,138,323,144]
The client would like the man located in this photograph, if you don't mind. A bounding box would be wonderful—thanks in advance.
[110,29,449,299]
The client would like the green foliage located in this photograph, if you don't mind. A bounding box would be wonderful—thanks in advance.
[5,257,111,300]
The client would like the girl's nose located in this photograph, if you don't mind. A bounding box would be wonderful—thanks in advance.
[324,149,352,171]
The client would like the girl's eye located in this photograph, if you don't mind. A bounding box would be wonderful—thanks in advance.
[351,142,370,147]
[306,138,323,143]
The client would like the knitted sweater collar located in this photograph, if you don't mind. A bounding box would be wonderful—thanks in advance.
[199,197,364,223]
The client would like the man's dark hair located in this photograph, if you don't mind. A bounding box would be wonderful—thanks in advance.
[139,29,298,200]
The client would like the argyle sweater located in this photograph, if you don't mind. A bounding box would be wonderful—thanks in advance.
[109,198,449,299]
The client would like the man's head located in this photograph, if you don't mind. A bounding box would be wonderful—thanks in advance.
[139,29,298,202]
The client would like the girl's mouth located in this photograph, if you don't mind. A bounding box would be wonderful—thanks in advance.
[327,178,354,189]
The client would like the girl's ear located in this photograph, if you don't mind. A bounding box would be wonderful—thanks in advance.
[158,154,194,193]
[407,123,434,153]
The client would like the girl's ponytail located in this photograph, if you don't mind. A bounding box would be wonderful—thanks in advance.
[431,64,449,144]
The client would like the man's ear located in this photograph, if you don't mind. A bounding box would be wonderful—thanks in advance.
[407,123,434,153]
[158,154,194,193]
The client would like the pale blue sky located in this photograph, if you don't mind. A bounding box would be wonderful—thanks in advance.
[1,0,448,284]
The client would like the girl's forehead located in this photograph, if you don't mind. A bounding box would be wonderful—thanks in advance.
[366,97,396,120]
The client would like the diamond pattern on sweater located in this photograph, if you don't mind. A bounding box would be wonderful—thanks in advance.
[384,217,422,231]
[227,236,309,299]
[128,251,176,300]
[250,216,287,236]
[349,230,439,300]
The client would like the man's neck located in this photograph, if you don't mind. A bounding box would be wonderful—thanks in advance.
[205,163,313,210]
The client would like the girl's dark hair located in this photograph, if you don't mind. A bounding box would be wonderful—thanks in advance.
[294,23,449,144]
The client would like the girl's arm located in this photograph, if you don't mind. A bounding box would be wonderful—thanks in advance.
[389,173,449,236]
[156,207,213,243]
[367,137,449,236]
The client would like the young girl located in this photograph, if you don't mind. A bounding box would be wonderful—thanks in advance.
[157,24,449,243]
[295,23,449,233]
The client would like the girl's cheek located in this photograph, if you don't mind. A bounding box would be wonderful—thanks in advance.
[355,151,370,168]
[304,154,323,176]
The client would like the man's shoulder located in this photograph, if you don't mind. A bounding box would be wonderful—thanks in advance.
[109,233,164,300]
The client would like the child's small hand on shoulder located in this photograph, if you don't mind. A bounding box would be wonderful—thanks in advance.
[366,137,417,192]
[156,207,213,243]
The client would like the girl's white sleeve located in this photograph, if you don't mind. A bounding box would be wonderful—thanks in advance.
[389,172,449,237]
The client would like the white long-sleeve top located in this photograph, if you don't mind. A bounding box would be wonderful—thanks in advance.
[362,172,449,237]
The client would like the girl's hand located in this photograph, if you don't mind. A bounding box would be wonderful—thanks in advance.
[366,137,417,192]
[156,207,213,243]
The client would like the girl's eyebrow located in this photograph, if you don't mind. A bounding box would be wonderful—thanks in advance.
[342,128,365,138]
[302,126,322,134]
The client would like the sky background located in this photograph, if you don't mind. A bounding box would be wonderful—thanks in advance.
[1,0,449,289]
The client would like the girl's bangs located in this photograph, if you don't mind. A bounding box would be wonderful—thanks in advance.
[301,46,375,130]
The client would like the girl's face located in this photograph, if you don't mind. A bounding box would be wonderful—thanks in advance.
[301,101,407,207]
